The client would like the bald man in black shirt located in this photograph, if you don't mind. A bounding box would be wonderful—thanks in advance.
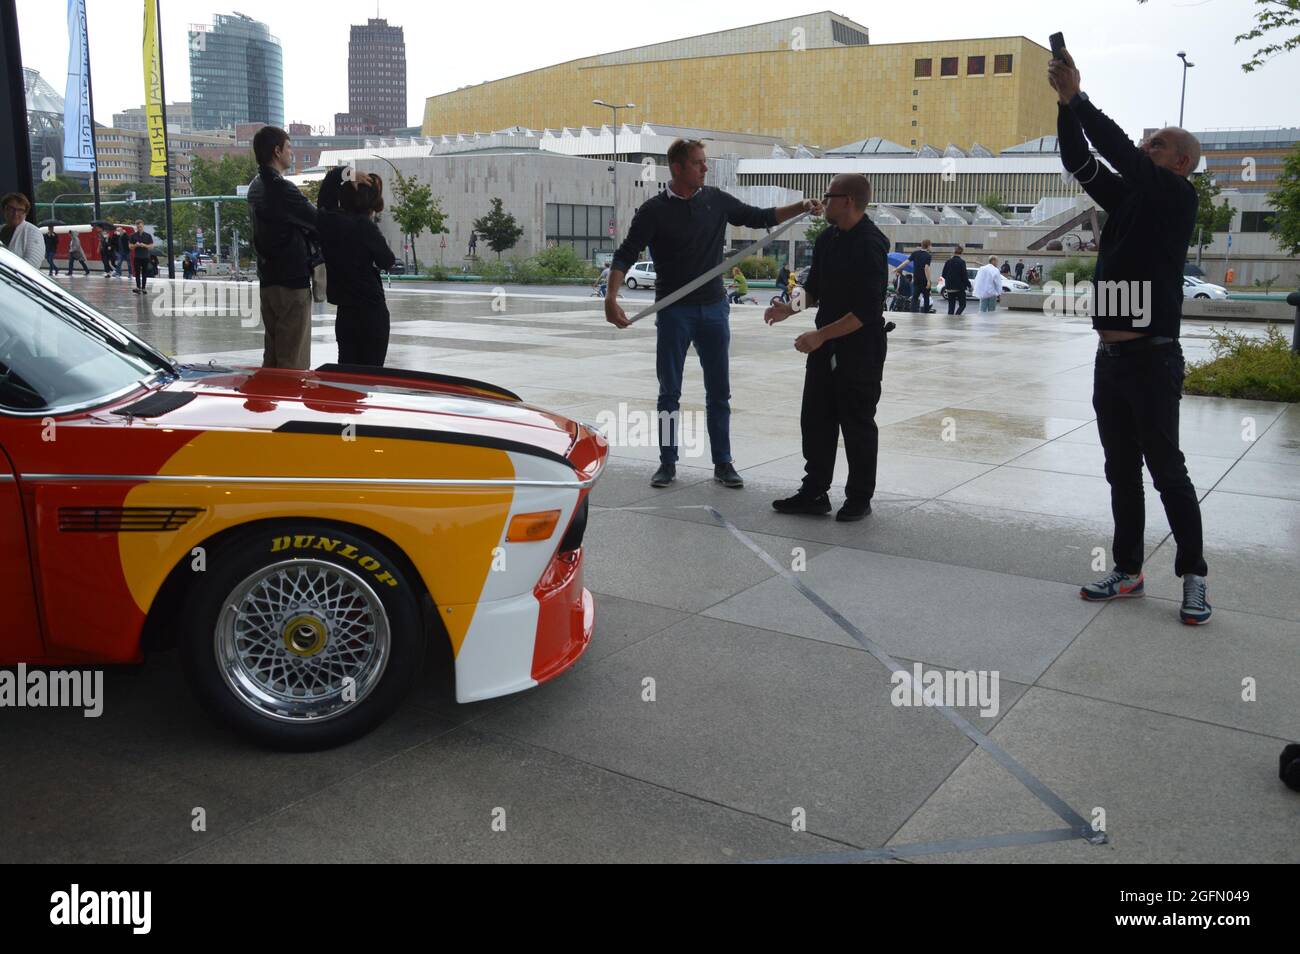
[764,173,890,522]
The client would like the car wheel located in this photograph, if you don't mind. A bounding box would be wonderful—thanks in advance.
[180,523,426,750]
[1194,293,1210,299]
[626,277,638,289]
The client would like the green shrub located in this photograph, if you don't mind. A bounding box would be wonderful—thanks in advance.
[423,263,450,281]
[1184,324,1300,402]
[1048,256,1096,285]
[475,259,512,282]
[532,244,598,280]
[737,255,778,279]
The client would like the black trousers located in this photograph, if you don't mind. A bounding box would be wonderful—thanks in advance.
[134,259,149,290]
[335,301,390,367]
[800,334,886,502]
[946,290,967,315]
[910,283,931,312]
[1093,341,1207,578]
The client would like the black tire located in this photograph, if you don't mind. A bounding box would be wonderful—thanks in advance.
[626,277,638,289]
[1195,293,1210,299]
[179,522,426,750]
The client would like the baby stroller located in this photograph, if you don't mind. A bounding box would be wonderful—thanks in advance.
[888,273,914,312]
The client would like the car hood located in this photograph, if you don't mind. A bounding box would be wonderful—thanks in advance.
[91,363,578,461]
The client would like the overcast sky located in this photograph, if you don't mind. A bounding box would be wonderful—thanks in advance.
[16,0,1300,143]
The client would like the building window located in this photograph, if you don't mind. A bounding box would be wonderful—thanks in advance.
[968,55,985,75]
[940,57,958,77]
[994,54,1013,74]
[912,89,918,96]
[912,104,918,111]
[1240,211,1277,232]
[914,58,932,78]
[911,120,918,127]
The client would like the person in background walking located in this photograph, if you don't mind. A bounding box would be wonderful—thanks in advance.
[941,245,970,315]
[43,224,59,275]
[776,259,792,303]
[892,239,934,313]
[99,227,116,277]
[65,231,90,275]
[974,256,1002,313]
[316,164,396,366]
[114,226,132,278]
[1014,258,1025,281]
[1,193,48,269]
[129,220,154,294]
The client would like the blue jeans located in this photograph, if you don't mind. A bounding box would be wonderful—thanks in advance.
[979,296,998,313]
[655,299,731,465]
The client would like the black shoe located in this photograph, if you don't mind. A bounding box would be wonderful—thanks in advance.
[714,463,744,488]
[772,491,831,515]
[650,463,676,488]
[836,499,872,522]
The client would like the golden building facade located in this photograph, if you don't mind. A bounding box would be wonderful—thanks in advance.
[422,14,1057,155]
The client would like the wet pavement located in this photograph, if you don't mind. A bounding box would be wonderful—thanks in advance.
[5,275,1298,863]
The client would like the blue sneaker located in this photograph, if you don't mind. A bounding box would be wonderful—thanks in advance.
[1180,574,1212,625]
[1080,569,1144,602]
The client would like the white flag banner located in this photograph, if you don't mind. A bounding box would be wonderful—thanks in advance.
[62,0,95,173]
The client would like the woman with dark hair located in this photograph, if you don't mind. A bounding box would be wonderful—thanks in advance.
[316,165,397,366]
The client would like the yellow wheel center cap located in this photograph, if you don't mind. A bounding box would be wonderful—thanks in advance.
[282,614,328,657]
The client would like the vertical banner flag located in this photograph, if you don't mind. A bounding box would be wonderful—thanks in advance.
[62,0,95,173]
[143,0,167,176]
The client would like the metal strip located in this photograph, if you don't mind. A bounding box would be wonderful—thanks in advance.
[615,503,1103,845]
[626,211,809,325]
[22,473,596,489]
[754,827,1083,865]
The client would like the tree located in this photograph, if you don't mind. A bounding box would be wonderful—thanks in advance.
[1190,172,1235,257]
[802,216,829,245]
[186,154,257,257]
[105,182,165,229]
[385,167,446,271]
[979,192,1008,217]
[1269,141,1300,255]
[36,177,93,224]
[473,197,523,260]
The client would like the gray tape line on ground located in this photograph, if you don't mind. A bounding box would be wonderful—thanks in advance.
[611,503,1103,844]
[755,827,1083,865]
[626,212,809,325]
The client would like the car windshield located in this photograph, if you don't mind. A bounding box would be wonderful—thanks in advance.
[0,251,176,413]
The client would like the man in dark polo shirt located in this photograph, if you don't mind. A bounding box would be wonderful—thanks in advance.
[1050,48,1210,625]
[764,173,889,522]
[605,138,820,488]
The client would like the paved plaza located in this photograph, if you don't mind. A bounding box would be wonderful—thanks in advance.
[4,275,1298,863]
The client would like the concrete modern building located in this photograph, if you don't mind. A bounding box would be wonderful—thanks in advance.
[112,102,195,134]
[94,127,238,194]
[189,13,284,131]
[421,12,1056,155]
[335,18,406,136]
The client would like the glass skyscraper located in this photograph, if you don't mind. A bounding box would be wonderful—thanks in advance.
[189,14,284,131]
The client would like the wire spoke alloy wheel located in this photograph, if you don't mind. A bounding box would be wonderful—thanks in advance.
[215,558,391,724]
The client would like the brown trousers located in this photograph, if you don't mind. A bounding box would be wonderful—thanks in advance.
[259,285,313,369]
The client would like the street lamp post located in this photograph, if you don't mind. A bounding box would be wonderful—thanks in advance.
[1177,51,1194,127]
[592,99,635,252]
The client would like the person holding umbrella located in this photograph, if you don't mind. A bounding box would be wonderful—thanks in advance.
[1,193,47,269]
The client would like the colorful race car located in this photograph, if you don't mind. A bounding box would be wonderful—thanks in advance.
[0,246,606,749]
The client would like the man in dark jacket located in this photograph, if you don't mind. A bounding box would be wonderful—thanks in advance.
[605,138,819,489]
[941,246,970,315]
[43,225,58,276]
[764,173,889,522]
[316,164,396,366]
[247,126,318,369]
[1050,48,1210,626]
[113,227,132,278]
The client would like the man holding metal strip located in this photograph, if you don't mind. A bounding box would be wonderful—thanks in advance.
[764,173,890,522]
[606,138,821,489]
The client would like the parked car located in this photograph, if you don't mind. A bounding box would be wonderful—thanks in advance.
[624,261,656,289]
[1183,276,1228,300]
[0,246,607,750]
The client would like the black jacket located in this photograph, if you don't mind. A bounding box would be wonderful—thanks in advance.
[941,255,969,291]
[803,214,889,363]
[1057,97,1196,337]
[315,166,396,307]
[247,164,318,289]
[612,185,777,306]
